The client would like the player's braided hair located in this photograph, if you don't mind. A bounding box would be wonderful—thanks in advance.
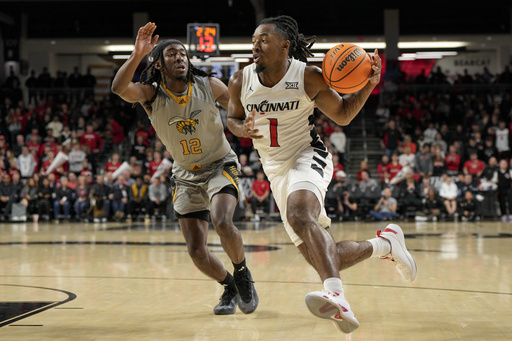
[260,15,315,63]
[139,40,210,109]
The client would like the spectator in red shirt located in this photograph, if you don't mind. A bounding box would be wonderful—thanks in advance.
[401,134,417,155]
[107,116,125,145]
[321,119,334,136]
[80,123,103,173]
[386,153,403,183]
[463,151,486,177]
[27,133,41,155]
[134,121,149,141]
[33,99,45,119]
[104,152,122,174]
[377,154,390,183]
[357,160,370,182]
[8,159,19,180]
[80,160,93,178]
[411,100,425,121]
[238,136,253,158]
[148,151,162,177]
[0,158,6,178]
[38,134,58,157]
[30,150,39,173]
[251,170,270,219]
[18,107,29,133]
[332,154,344,179]
[381,119,401,157]
[40,150,65,180]
[80,124,104,154]
[0,135,7,153]
[67,172,78,190]
[148,124,156,139]
[445,144,461,176]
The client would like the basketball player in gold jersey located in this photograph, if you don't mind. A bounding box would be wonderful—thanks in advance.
[112,22,258,315]
[227,15,416,333]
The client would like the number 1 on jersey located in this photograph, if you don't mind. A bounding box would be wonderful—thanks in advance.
[268,118,280,147]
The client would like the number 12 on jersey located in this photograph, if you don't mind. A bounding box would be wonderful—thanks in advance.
[268,118,280,147]
[180,138,202,155]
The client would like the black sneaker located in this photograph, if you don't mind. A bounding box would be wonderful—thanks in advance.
[234,268,259,314]
[213,285,238,315]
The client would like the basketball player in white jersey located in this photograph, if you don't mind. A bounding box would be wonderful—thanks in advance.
[112,22,258,315]
[227,16,417,334]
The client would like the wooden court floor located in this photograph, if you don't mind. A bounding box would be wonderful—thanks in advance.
[1,219,511,341]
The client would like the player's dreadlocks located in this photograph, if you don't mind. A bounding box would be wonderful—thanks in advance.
[260,15,315,63]
[139,40,210,109]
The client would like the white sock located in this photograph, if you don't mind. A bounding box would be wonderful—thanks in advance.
[368,237,391,258]
[323,277,343,294]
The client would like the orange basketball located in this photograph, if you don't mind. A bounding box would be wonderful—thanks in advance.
[322,43,372,93]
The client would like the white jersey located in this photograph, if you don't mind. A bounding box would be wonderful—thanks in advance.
[240,59,333,246]
[495,128,509,152]
[241,59,324,179]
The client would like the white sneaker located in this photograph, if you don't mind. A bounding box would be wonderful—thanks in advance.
[377,224,417,282]
[305,290,359,334]
[414,215,427,222]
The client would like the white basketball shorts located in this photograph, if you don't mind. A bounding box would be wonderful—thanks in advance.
[268,147,333,246]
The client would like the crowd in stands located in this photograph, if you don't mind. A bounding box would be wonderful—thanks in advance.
[325,65,512,223]
[0,64,511,223]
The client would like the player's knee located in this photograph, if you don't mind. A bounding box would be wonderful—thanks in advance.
[211,213,235,236]
[287,208,315,235]
[187,243,208,262]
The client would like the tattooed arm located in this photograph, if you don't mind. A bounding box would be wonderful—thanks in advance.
[305,49,381,126]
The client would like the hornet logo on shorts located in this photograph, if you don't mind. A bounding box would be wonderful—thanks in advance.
[168,110,201,135]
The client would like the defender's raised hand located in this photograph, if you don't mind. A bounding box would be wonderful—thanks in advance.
[135,22,159,56]
[111,22,159,104]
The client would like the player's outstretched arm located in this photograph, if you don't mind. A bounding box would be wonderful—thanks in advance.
[227,70,263,139]
[307,49,382,126]
[111,22,159,105]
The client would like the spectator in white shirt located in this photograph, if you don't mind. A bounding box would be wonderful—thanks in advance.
[432,133,447,155]
[423,122,438,144]
[399,146,416,172]
[495,120,510,160]
[46,115,64,142]
[68,143,86,175]
[329,125,347,165]
[148,176,168,218]
[17,146,36,179]
[439,173,458,216]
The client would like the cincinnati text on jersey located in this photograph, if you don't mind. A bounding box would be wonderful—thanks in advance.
[245,100,300,113]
